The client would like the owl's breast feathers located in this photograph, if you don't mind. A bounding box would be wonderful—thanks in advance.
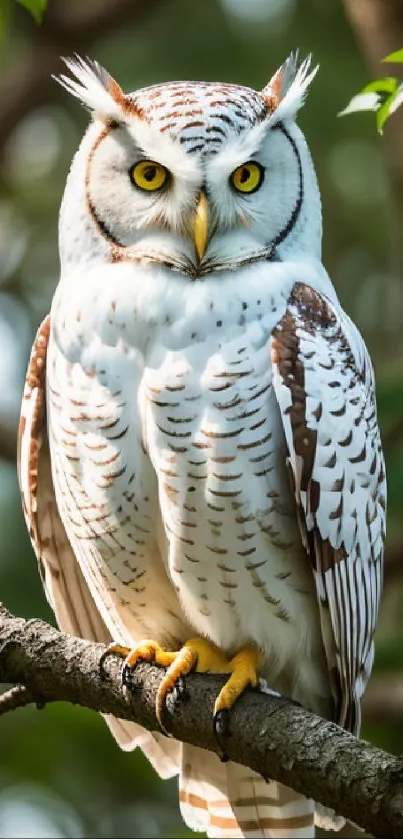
[140,301,330,694]
[40,274,334,717]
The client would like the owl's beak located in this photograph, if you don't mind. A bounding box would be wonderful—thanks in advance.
[193,191,209,261]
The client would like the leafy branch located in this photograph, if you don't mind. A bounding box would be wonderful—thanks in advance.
[340,48,403,133]
[1,603,403,838]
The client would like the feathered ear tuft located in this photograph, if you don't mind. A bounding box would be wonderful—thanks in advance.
[262,51,319,124]
[54,55,127,121]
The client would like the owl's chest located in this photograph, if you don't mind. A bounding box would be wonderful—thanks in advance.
[140,317,306,644]
[49,271,316,660]
[143,321,287,514]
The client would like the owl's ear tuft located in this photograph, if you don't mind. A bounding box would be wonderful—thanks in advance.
[262,51,319,124]
[54,55,130,122]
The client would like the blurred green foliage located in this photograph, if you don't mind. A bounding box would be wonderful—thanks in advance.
[15,0,47,25]
[0,1,402,837]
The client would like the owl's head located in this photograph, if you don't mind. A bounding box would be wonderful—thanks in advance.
[57,53,321,278]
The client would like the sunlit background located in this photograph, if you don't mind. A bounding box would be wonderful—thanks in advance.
[1,0,402,836]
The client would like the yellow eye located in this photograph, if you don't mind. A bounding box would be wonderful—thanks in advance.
[231,161,264,194]
[129,160,168,191]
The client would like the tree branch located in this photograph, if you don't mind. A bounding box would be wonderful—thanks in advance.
[0,604,403,837]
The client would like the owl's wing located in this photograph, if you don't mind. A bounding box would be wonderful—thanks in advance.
[270,282,386,734]
[17,315,180,778]
[18,316,111,640]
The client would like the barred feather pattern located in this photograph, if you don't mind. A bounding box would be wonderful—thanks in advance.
[180,745,315,838]
[271,283,386,735]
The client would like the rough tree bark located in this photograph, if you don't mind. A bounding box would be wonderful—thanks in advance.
[1,603,403,838]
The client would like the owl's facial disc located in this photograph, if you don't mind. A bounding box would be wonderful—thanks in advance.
[85,114,305,277]
[59,57,323,275]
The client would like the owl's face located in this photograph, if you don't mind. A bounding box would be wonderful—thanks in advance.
[58,54,322,277]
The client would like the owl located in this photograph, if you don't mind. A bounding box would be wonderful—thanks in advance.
[18,52,386,838]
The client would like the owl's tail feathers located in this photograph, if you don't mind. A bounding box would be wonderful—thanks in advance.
[179,743,316,838]
[103,716,180,779]
[103,723,344,836]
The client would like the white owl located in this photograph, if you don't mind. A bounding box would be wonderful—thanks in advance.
[18,52,386,838]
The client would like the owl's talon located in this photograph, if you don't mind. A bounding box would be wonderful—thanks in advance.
[175,674,188,700]
[121,664,134,689]
[214,707,231,739]
[99,642,131,681]
[212,645,261,754]
[155,637,229,726]
[100,639,260,750]
[213,708,231,762]
[99,640,178,694]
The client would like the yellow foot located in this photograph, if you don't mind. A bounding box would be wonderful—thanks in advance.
[100,639,261,746]
[214,646,261,715]
[99,639,178,686]
[99,637,230,727]
[213,646,261,750]
[154,637,229,726]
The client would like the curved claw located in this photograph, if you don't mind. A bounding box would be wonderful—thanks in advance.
[99,642,131,681]
[214,707,231,739]
[213,646,261,759]
[213,708,231,762]
[99,640,177,691]
[174,674,188,700]
[155,638,230,727]
[155,645,197,726]
[121,663,134,689]
[213,646,260,717]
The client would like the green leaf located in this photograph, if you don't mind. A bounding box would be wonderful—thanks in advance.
[362,77,398,95]
[339,78,400,130]
[388,82,403,116]
[376,95,394,134]
[383,48,403,63]
[339,91,381,118]
[373,81,401,133]
[15,0,47,24]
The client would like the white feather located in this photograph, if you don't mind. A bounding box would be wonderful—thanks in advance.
[263,52,319,126]
[55,55,124,121]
